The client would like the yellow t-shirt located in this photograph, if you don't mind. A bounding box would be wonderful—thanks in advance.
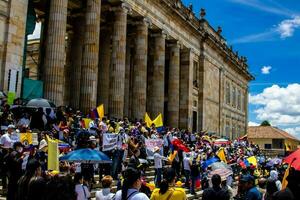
[150,187,187,200]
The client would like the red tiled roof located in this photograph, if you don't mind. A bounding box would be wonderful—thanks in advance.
[247,126,299,141]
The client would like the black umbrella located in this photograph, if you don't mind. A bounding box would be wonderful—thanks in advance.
[26,98,56,108]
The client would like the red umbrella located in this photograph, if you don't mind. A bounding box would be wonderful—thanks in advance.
[284,148,300,170]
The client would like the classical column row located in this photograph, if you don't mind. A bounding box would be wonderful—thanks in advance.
[42,1,192,129]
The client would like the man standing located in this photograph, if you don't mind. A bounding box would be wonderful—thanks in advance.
[6,142,24,200]
[0,124,15,149]
[183,153,191,188]
[202,174,230,200]
[153,146,168,187]
[241,175,262,200]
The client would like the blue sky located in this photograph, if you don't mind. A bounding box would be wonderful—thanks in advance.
[182,0,300,138]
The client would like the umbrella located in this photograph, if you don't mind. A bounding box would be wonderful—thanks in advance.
[208,168,233,180]
[284,148,300,170]
[211,162,232,171]
[214,138,230,145]
[202,157,220,169]
[26,98,56,108]
[60,148,112,163]
[266,158,282,167]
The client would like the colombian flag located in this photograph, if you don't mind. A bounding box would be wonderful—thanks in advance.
[90,104,104,120]
[152,113,164,132]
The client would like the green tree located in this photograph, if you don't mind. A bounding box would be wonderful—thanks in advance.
[260,120,271,126]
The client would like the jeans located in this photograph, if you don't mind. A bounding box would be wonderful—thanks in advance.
[155,168,162,187]
[111,149,124,179]
[184,170,191,188]
[190,176,197,194]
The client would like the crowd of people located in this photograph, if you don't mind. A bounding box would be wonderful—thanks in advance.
[0,98,300,200]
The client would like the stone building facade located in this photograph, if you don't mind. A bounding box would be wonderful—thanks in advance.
[0,0,254,139]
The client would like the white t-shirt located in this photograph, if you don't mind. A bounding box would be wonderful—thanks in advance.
[96,188,115,200]
[183,157,191,171]
[154,152,168,169]
[0,133,12,148]
[114,189,149,200]
[75,184,90,200]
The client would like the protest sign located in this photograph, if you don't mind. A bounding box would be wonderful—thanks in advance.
[102,133,118,151]
[145,139,164,158]
[20,133,32,146]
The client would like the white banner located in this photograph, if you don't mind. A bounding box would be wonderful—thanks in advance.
[102,133,118,151]
[145,139,164,158]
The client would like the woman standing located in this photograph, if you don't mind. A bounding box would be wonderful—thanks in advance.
[114,167,149,200]
[150,168,187,200]
[74,173,91,200]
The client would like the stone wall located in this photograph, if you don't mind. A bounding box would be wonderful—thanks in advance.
[0,0,28,97]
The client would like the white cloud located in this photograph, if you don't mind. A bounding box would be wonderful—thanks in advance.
[28,22,41,40]
[248,121,260,126]
[228,0,294,17]
[261,66,272,74]
[284,127,300,139]
[277,16,300,38]
[249,84,300,126]
[231,16,300,44]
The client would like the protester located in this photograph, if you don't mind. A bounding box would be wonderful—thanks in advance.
[240,174,262,200]
[17,159,42,200]
[150,168,186,200]
[6,141,24,200]
[183,153,191,189]
[96,175,115,200]
[202,174,230,200]
[0,124,15,149]
[269,170,282,191]
[45,174,77,200]
[153,146,168,187]
[190,159,200,195]
[27,176,46,200]
[114,167,149,200]
[74,172,91,200]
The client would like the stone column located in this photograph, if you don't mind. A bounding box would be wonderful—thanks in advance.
[70,16,85,110]
[43,0,68,106]
[149,31,166,118]
[97,26,111,111]
[179,48,194,130]
[109,4,130,119]
[80,0,101,113]
[124,36,132,118]
[167,42,180,128]
[64,32,73,105]
[131,19,150,120]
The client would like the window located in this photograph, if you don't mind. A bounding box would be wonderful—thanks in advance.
[232,124,236,140]
[264,144,272,149]
[241,93,244,112]
[193,61,199,87]
[226,82,230,104]
[225,121,230,138]
[237,125,241,138]
[237,89,241,110]
[232,86,236,108]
